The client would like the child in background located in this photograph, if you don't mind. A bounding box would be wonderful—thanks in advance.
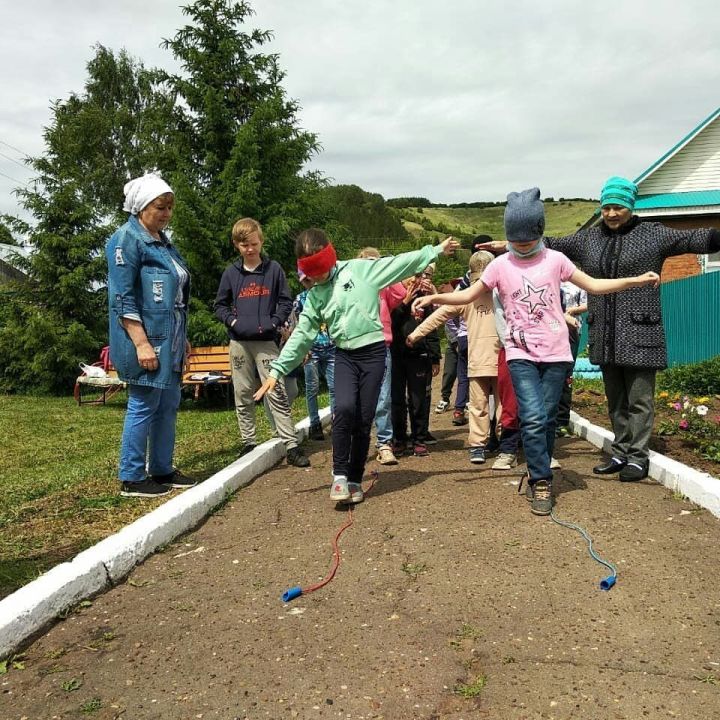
[356,247,406,466]
[255,230,459,504]
[408,252,499,464]
[412,188,659,516]
[294,268,336,440]
[390,265,441,458]
[213,218,309,467]
[434,280,461,414]
[555,280,588,437]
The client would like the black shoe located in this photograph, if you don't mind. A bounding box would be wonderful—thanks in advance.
[619,461,648,482]
[120,478,171,498]
[287,447,310,467]
[423,433,439,445]
[452,410,467,426]
[485,437,500,455]
[593,457,626,475]
[152,470,197,488]
[530,479,553,516]
[309,423,325,441]
[238,443,257,458]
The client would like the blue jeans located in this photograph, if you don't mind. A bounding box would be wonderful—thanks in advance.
[303,345,336,426]
[119,380,181,482]
[374,346,393,446]
[507,360,570,483]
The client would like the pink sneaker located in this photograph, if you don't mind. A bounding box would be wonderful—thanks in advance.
[413,443,429,457]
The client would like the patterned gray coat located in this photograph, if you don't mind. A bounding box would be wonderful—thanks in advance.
[546,218,720,369]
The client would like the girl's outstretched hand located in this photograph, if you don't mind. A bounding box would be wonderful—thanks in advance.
[439,236,461,255]
[253,376,277,402]
[474,239,507,253]
[636,271,660,288]
[411,294,435,315]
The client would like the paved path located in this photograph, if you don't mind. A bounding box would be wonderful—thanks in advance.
[4,403,720,719]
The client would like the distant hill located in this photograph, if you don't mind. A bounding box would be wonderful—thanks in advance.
[399,201,598,241]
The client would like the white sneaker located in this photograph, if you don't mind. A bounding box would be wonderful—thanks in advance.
[550,457,561,470]
[492,452,517,470]
[434,399,449,414]
[376,445,398,465]
[330,475,351,502]
[347,482,364,504]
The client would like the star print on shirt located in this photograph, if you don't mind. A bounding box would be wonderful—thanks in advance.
[517,276,549,315]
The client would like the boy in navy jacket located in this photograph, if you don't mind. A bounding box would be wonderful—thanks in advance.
[214,218,309,467]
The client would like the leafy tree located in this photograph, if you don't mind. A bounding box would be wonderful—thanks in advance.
[160,0,327,303]
[320,185,409,251]
[0,1,329,392]
[0,48,178,393]
[0,218,17,245]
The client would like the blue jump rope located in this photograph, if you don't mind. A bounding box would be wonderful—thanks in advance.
[550,508,617,591]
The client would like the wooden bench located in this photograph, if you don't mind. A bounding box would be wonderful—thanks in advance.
[182,345,232,401]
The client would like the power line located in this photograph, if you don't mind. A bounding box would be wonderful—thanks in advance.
[0,169,29,186]
[0,151,28,170]
[0,139,30,157]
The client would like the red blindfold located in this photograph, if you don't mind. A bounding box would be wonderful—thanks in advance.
[296,243,337,278]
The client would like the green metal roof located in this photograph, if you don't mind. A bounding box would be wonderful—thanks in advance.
[635,190,720,210]
[634,106,720,185]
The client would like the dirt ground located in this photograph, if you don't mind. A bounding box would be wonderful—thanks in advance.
[4,390,720,719]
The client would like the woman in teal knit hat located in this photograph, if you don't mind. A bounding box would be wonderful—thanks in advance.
[479,175,720,482]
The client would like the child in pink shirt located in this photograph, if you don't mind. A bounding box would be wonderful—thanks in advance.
[413,188,659,516]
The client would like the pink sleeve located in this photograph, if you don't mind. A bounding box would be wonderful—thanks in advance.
[559,254,577,282]
[481,262,498,290]
[382,282,407,312]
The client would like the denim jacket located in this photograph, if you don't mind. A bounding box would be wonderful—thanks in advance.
[106,215,190,388]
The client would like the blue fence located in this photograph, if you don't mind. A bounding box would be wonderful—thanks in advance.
[577,271,720,366]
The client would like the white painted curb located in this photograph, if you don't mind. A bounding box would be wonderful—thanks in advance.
[569,410,720,518]
[0,409,330,660]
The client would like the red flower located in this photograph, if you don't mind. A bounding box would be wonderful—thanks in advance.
[679,419,690,430]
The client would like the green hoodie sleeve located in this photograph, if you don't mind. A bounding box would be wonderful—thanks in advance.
[355,244,444,289]
[269,292,320,379]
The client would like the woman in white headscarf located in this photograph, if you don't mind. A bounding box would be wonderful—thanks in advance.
[106,173,196,497]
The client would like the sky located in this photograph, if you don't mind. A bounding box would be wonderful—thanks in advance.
[1,0,720,224]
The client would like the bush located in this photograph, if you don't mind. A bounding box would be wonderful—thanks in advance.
[658,355,720,396]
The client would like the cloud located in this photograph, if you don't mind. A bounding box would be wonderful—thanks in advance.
[2,0,719,220]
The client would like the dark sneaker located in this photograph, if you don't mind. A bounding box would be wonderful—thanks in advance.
[413,442,429,457]
[593,457,626,475]
[152,470,197,488]
[392,440,408,457]
[556,426,570,438]
[424,433,439,445]
[469,446,486,464]
[309,423,325,441]
[120,478,171,498]
[347,482,364,504]
[238,443,257,458]
[452,410,467,426]
[619,461,648,482]
[287,447,310,467]
[530,479,553,516]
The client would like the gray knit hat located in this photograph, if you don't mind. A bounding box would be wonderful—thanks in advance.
[504,187,545,242]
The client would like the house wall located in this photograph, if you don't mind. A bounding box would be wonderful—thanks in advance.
[639,117,720,194]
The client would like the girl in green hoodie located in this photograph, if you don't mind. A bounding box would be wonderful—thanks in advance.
[255,229,459,504]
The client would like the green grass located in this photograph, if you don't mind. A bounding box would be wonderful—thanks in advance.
[403,201,597,240]
[0,387,323,598]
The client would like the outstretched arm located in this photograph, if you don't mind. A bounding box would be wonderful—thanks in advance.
[570,269,660,295]
[411,279,490,314]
